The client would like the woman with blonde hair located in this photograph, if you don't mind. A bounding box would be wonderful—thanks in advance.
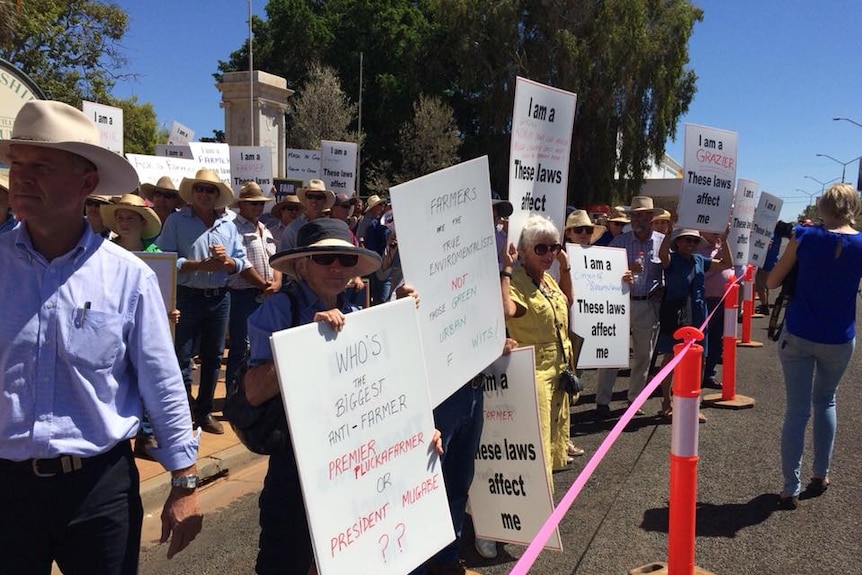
[768,183,862,509]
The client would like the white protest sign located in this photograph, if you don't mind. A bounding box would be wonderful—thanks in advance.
[469,347,561,551]
[390,156,505,407]
[188,142,232,190]
[229,146,273,195]
[748,192,783,267]
[156,144,193,159]
[134,251,177,339]
[507,77,577,249]
[287,148,321,183]
[677,124,737,232]
[320,140,358,193]
[567,244,630,368]
[168,120,194,145]
[271,298,454,575]
[728,178,758,266]
[125,154,198,189]
[82,100,123,155]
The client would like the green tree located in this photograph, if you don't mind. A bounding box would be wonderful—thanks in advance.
[397,94,461,183]
[0,0,18,47]
[286,63,358,149]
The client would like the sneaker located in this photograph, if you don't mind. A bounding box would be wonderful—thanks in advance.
[475,536,498,559]
[596,404,611,418]
[197,413,225,434]
[567,439,585,457]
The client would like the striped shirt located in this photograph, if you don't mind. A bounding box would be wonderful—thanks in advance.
[609,230,665,298]
[228,215,277,290]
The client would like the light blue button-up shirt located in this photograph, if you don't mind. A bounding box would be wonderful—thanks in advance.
[156,206,249,289]
[0,223,198,470]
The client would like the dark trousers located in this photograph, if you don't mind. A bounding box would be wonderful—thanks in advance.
[704,297,724,378]
[0,442,142,574]
[225,288,262,396]
[175,286,230,418]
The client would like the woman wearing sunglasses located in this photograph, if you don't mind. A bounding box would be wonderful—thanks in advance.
[501,215,578,486]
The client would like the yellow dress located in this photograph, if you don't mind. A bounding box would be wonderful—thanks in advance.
[506,266,573,488]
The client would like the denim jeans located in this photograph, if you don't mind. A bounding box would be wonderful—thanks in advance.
[174,287,230,418]
[225,288,261,396]
[410,382,485,573]
[778,331,854,496]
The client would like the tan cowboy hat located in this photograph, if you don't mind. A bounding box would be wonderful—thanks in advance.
[140,175,185,205]
[564,209,606,244]
[178,168,235,209]
[0,100,139,195]
[626,196,660,214]
[365,194,385,212]
[101,193,162,239]
[86,194,114,206]
[651,208,672,222]
[606,208,630,224]
[232,182,270,206]
[271,194,303,217]
[297,179,335,209]
[270,218,381,280]
[671,228,706,246]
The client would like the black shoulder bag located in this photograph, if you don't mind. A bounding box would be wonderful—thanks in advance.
[768,263,797,342]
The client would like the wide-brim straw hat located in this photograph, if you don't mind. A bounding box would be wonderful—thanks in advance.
[271,194,302,217]
[671,228,706,246]
[365,194,385,212]
[270,218,381,280]
[178,168,235,209]
[140,175,185,205]
[626,196,660,214]
[607,208,630,223]
[564,209,606,244]
[297,179,335,209]
[101,193,162,239]
[651,208,672,222]
[0,101,139,195]
[232,181,270,206]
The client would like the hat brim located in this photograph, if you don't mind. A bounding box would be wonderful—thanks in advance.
[271,198,302,216]
[140,182,185,204]
[101,204,162,239]
[565,223,606,244]
[270,244,381,280]
[298,188,335,209]
[0,140,139,196]
[178,177,235,209]
[672,231,706,246]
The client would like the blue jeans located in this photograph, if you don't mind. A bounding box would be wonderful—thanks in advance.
[411,382,484,573]
[174,286,230,418]
[778,331,854,496]
[225,288,261,396]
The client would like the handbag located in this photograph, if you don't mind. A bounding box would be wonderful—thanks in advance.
[536,280,583,395]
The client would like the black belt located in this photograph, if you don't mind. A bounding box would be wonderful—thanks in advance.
[631,295,651,301]
[0,441,129,478]
[179,285,228,298]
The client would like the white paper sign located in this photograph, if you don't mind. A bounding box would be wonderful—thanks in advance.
[270,298,454,575]
[82,100,123,155]
[155,144,193,159]
[287,148,321,183]
[469,347,561,551]
[188,142,232,190]
[677,124,738,233]
[134,251,177,339]
[728,178,758,266]
[168,120,194,145]
[567,244,630,368]
[320,140,358,193]
[229,145,273,195]
[125,154,199,190]
[748,192,783,267]
[390,156,506,407]
[507,77,577,249]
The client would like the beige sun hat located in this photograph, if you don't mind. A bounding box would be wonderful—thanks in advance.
[178,168,235,209]
[626,196,660,214]
[101,193,162,239]
[232,181,270,206]
[271,194,303,217]
[606,208,631,224]
[564,209,606,244]
[297,179,336,209]
[140,175,185,205]
[364,194,386,212]
[671,228,706,246]
[651,208,672,222]
[0,100,139,195]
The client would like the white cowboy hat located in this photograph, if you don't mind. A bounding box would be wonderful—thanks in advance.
[140,175,185,205]
[364,194,386,212]
[178,168,235,209]
[101,193,162,239]
[232,182,271,206]
[564,209,606,244]
[671,228,706,246]
[651,208,672,222]
[606,208,631,223]
[271,194,303,217]
[297,179,336,209]
[0,100,139,195]
[625,196,660,214]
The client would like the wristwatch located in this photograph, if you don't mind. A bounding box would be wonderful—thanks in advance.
[171,474,199,490]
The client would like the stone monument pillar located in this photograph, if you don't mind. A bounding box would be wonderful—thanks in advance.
[216,70,293,177]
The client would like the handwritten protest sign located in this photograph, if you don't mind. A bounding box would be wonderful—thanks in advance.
[188,142,232,189]
[125,154,198,189]
[677,124,738,233]
[507,77,577,249]
[748,191,783,267]
[320,140,357,193]
[155,144,193,159]
[469,347,561,551]
[229,145,273,195]
[390,156,505,407]
[271,298,454,575]
[168,120,194,145]
[567,244,630,368]
[82,100,123,155]
[287,148,321,183]
[728,178,758,266]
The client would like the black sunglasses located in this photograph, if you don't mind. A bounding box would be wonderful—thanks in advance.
[533,243,562,256]
[192,184,219,195]
[305,192,327,201]
[571,226,594,234]
[152,190,179,200]
[309,253,359,267]
[284,205,302,212]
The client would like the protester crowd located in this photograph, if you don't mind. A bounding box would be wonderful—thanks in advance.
[0,100,857,575]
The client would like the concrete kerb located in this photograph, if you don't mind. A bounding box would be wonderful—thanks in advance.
[140,444,263,512]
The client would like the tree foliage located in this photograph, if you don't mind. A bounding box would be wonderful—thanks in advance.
[286,63,359,148]
[397,95,460,183]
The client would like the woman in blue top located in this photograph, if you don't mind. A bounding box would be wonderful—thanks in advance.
[767,183,862,509]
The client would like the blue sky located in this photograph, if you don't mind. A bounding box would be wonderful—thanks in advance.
[112,1,862,222]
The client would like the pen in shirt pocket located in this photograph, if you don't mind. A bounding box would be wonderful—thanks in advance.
[75,301,91,328]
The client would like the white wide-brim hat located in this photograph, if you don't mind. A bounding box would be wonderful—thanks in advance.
[140,175,185,205]
[101,193,162,239]
[178,168,235,209]
[564,209,606,244]
[297,179,336,209]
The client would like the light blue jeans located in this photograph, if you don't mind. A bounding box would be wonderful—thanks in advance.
[778,331,854,497]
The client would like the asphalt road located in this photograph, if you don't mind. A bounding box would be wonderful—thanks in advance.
[140,314,862,575]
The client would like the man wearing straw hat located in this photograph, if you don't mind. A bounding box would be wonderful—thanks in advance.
[0,100,202,571]
[269,193,303,245]
[278,178,335,251]
[595,196,665,418]
[141,175,186,228]
[594,207,630,246]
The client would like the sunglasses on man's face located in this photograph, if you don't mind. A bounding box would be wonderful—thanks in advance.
[305,192,327,201]
[192,184,219,195]
[533,243,562,256]
[309,253,359,267]
[153,190,179,200]
[571,226,594,234]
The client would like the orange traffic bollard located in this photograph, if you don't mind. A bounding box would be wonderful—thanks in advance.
[738,265,763,348]
[704,280,755,409]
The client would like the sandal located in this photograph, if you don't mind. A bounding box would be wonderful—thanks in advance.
[658,408,673,420]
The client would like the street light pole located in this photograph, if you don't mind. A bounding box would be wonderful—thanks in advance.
[815,153,862,183]
[833,117,862,129]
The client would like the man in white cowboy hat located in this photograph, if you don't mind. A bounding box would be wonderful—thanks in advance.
[268,193,303,245]
[0,168,18,234]
[595,195,665,419]
[156,168,255,435]
[594,207,630,246]
[141,174,186,228]
[278,178,335,251]
[224,182,282,397]
[0,100,202,570]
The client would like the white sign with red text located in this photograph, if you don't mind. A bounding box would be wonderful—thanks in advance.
[229,145,273,195]
[82,100,123,155]
[271,297,453,575]
[125,154,198,190]
[677,124,738,233]
[188,142,232,189]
